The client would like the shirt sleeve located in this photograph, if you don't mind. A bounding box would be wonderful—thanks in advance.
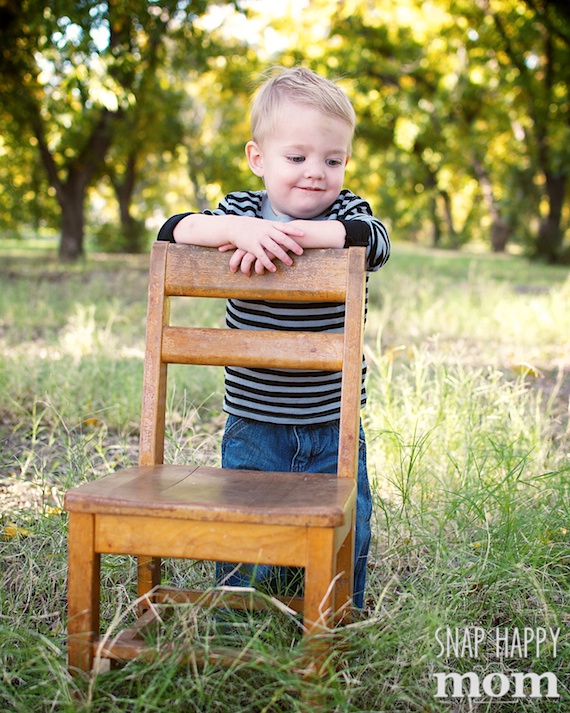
[330,190,390,272]
[156,213,192,242]
[156,192,263,242]
[340,219,370,247]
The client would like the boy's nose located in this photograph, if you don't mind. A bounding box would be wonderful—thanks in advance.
[304,161,325,179]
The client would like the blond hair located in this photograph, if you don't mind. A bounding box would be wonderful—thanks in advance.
[250,66,356,148]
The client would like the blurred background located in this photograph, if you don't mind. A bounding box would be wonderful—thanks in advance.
[0,0,568,264]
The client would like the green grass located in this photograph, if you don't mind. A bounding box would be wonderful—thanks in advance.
[1,242,569,711]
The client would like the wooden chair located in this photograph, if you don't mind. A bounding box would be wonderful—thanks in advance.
[64,241,367,674]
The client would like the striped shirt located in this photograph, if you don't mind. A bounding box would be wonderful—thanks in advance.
[158,189,390,424]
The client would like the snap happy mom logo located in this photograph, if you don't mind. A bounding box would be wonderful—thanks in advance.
[433,626,560,700]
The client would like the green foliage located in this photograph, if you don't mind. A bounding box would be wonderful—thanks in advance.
[91,218,152,254]
[0,124,59,237]
[277,0,569,256]
[1,1,569,259]
[0,0,248,258]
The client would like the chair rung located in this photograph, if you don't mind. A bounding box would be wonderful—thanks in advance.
[96,636,272,668]
[118,607,161,641]
[95,586,305,666]
[154,585,304,615]
[162,327,343,370]
[164,244,350,301]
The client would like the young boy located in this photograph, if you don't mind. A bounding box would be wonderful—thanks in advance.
[157,66,390,608]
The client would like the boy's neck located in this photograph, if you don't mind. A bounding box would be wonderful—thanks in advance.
[261,193,294,222]
[261,192,328,222]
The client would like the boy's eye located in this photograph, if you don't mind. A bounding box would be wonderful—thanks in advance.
[287,156,305,163]
[326,158,343,166]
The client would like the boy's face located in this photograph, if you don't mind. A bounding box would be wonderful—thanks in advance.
[246,101,352,220]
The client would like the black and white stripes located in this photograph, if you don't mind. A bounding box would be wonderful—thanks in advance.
[157,189,390,424]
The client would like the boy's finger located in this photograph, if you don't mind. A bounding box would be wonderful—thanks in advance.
[255,259,268,275]
[266,239,294,265]
[241,252,262,275]
[273,231,303,255]
[228,248,247,272]
[273,222,304,237]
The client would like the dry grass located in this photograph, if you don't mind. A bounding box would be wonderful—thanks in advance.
[1,242,569,711]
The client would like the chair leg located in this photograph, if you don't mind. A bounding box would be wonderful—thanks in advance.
[303,528,335,634]
[299,528,337,703]
[67,512,100,674]
[334,522,355,622]
[137,556,161,610]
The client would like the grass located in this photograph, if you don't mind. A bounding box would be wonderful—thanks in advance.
[1,241,569,711]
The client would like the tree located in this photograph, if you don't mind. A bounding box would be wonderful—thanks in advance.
[180,50,264,208]
[325,1,478,246]
[101,63,187,253]
[479,0,570,261]
[0,114,59,238]
[102,25,260,251]
[274,0,569,258]
[0,0,240,261]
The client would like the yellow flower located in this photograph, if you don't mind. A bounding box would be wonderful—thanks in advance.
[511,361,542,378]
[2,523,32,540]
[45,506,63,516]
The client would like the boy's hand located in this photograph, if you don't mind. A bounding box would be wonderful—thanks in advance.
[218,219,304,275]
[217,219,348,275]
[220,247,284,276]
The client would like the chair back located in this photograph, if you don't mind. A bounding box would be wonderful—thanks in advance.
[139,242,367,479]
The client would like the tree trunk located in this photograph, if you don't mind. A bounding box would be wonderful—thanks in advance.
[417,150,442,247]
[472,154,512,252]
[112,154,145,253]
[31,106,117,262]
[440,189,459,248]
[59,179,86,261]
[535,171,566,262]
[428,194,441,246]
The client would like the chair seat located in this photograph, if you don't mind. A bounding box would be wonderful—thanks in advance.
[64,465,356,527]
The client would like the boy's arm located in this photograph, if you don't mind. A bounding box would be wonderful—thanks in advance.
[170,213,305,273]
[220,219,347,275]
[222,191,390,275]
[286,220,346,249]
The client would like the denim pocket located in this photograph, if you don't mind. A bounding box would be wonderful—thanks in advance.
[221,414,251,444]
[221,415,274,471]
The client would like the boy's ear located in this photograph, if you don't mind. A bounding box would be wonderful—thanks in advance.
[246,141,264,177]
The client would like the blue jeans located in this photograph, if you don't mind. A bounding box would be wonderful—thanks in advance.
[216,414,372,608]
